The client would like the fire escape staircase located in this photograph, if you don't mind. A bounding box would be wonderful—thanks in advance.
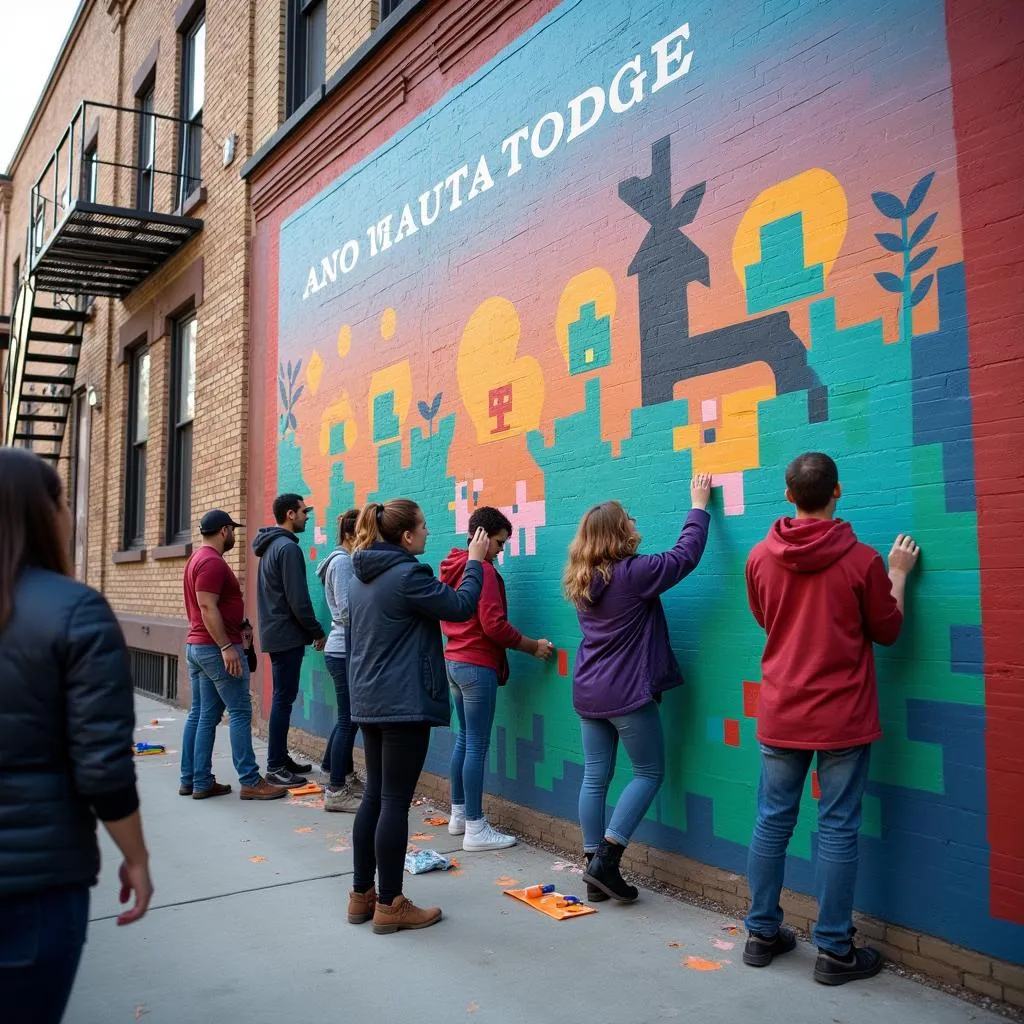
[2,99,202,463]
[3,277,88,462]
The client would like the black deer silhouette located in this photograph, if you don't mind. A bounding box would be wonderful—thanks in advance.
[620,137,828,423]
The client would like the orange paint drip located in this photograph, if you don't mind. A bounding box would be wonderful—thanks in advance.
[410,833,436,841]
[683,956,723,972]
[424,816,449,826]
[249,856,267,864]
[495,875,519,887]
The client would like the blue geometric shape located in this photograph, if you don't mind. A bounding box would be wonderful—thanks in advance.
[950,624,984,675]
[703,427,717,444]
[911,263,976,513]
[568,301,612,375]
[744,212,825,314]
[372,390,400,442]
[706,717,724,742]
[328,420,347,454]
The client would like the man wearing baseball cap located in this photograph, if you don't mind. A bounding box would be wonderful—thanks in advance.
[180,510,286,801]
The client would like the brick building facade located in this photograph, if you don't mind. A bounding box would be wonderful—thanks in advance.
[242,0,1024,998]
[1,0,390,700]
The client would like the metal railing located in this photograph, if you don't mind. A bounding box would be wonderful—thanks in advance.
[28,99,203,268]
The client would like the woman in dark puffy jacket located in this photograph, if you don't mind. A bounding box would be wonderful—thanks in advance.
[0,449,153,1023]
[345,498,488,935]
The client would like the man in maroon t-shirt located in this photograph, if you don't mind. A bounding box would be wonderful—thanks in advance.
[742,453,919,986]
[180,510,285,801]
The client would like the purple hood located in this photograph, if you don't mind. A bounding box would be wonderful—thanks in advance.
[572,509,710,718]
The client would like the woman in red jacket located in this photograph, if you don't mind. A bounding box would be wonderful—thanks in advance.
[440,507,554,851]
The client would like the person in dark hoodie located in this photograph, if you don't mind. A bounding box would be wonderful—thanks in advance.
[345,499,488,935]
[439,507,555,853]
[252,494,327,788]
[564,474,713,903]
[742,452,919,986]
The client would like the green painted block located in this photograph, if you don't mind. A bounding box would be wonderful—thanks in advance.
[329,420,347,454]
[745,212,825,314]
[373,390,400,442]
[568,301,612,374]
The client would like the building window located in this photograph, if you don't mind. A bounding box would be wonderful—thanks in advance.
[124,347,150,549]
[379,0,402,20]
[178,14,205,208]
[286,0,326,116]
[81,144,99,203]
[136,87,156,211]
[167,315,196,543]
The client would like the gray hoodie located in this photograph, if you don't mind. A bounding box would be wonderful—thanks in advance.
[252,526,325,653]
[315,547,354,657]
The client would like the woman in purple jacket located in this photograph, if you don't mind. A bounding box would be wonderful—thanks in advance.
[564,474,712,902]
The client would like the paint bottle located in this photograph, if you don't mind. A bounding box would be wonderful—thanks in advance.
[524,884,555,899]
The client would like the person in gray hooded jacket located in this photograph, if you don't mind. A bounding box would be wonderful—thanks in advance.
[252,493,327,787]
[345,498,489,936]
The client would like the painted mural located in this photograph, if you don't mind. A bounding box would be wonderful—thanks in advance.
[268,0,1022,962]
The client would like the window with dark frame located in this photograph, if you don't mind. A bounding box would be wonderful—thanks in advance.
[136,87,156,211]
[178,13,205,208]
[379,0,402,20]
[166,314,196,544]
[125,346,150,549]
[286,0,326,117]
[81,144,99,203]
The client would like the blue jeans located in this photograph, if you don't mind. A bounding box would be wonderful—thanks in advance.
[578,701,665,850]
[0,885,89,1024]
[745,744,872,955]
[267,646,305,771]
[447,661,499,821]
[324,654,356,787]
[181,644,261,790]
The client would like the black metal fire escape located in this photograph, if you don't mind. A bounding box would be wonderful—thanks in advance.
[3,100,203,461]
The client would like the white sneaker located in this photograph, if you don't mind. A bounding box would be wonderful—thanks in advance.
[448,804,466,836]
[463,819,517,852]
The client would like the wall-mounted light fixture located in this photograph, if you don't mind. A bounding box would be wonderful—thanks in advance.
[86,384,102,411]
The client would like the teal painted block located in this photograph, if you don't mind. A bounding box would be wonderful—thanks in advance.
[372,390,400,442]
[745,212,825,314]
[568,301,612,374]
[329,420,347,454]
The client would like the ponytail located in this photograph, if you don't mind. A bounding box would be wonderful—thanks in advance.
[353,499,421,551]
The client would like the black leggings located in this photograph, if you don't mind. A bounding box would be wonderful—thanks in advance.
[352,722,432,903]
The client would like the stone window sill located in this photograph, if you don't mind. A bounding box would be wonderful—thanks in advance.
[152,543,193,561]
[112,548,146,564]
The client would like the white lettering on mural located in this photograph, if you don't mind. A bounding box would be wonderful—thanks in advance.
[300,22,695,299]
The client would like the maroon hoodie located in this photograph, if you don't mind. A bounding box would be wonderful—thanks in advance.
[439,548,524,683]
[745,517,903,749]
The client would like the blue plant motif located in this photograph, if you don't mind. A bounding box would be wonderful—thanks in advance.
[417,392,443,436]
[279,358,304,438]
[872,172,938,341]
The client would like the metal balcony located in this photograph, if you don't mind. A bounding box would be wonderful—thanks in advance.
[28,100,203,299]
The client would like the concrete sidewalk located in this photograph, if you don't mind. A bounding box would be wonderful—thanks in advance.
[67,697,1002,1024]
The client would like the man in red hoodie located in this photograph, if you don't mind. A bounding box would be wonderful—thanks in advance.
[742,452,919,986]
[440,507,554,852]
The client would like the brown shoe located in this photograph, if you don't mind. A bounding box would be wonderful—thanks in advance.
[192,781,232,799]
[348,887,377,924]
[372,894,442,935]
[240,777,288,800]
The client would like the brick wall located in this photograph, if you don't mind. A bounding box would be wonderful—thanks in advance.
[246,0,1024,999]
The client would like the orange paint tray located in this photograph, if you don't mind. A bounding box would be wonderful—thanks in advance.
[287,782,323,796]
[503,888,597,921]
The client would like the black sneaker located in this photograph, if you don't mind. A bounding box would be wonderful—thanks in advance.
[814,944,884,986]
[266,768,307,788]
[179,784,193,796]
[743,926,797,967]
[285,755,313,775]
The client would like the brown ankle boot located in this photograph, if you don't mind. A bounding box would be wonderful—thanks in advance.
[372,894,442,934]
[239,777,287,800]
[348,887,377,924]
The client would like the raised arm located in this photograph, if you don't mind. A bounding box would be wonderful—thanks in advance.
[404,560,484,622]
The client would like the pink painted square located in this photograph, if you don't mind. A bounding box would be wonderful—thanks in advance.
[700,398,718,422]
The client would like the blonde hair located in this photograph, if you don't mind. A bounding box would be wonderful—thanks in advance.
[353,499,421,551]
[563,501,640,607]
